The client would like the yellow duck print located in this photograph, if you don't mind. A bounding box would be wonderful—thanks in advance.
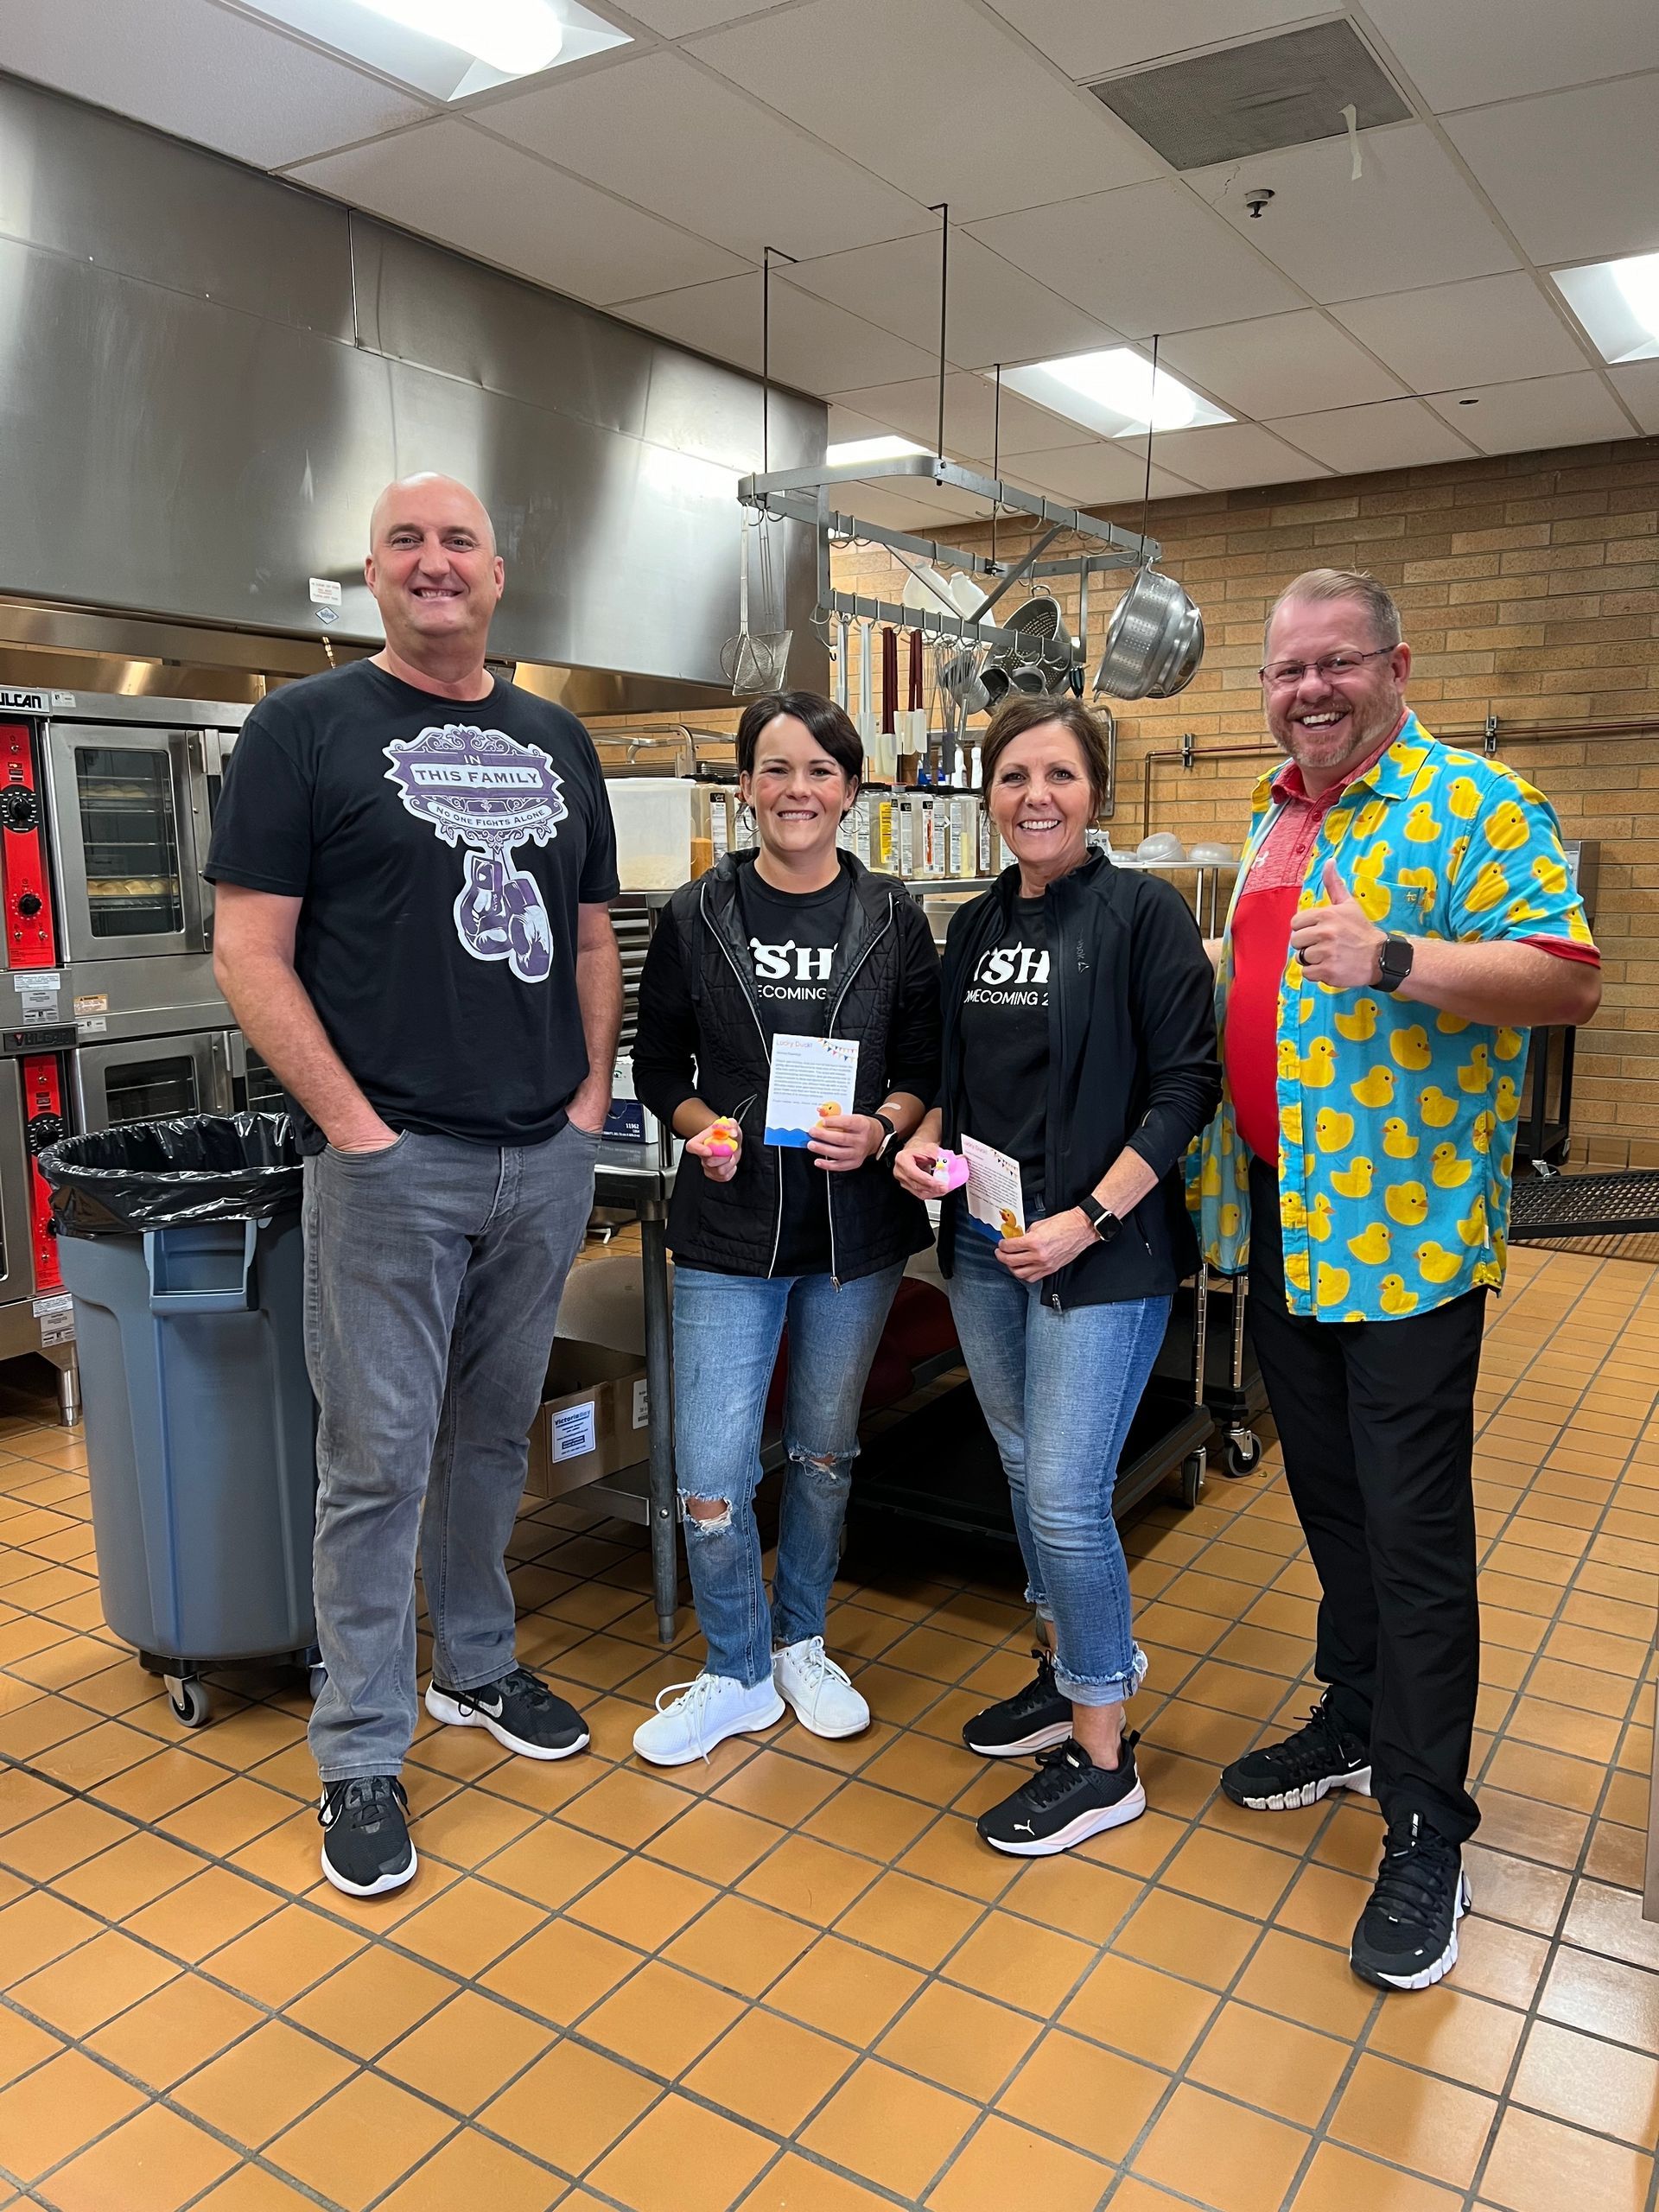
[1507,899,1547,925]
[1330,1155,1374,1198]
[1277,1036,1301,1082]
[1378,1274,1420,1315]
[1416,1241,1464,1285]
[1316,1262,1351,1308]
[1306,1194,1334,1243]
[1494,1075,1520,1122]
[1280,1103,1303,1146]
[1334,998,1378,1043]
[1458,1044,1493,1094]
[1351,842,1391,922]
[1280,1189,1307,1230]
[1399,866,1438,899]
[1495,1027,1523,1062]
[1403,801,1441,843]
[1457,1196,1488,1248]
[1430,1141,1473,1189]
[1384,1180,1429,1226]
[1419,1085,1459,1128]
[1382,1118,1419,1160]
[1532,853,1568,897]
[1201,1152,1223,1197]
[1324,808,1354,848]
[1300,1036,1337,1086]
[1219,1203,1241,1238]
[1347,1221,1392,1265]
[1351,1065,1395,1109]
[1389,1025,1432,1072]
[1446,774,1483,821]
[1315,1109,1355,1154]
[1486,799,1529,852]
[1285,1250,1312,1294]
[1436,1010,1470,1035]
[1471,1109,1497,1154]
[1465,861,1510,913]
[1353,798,1389,840]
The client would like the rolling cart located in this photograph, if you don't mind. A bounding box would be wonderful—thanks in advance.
[1192,1263,1269,1478]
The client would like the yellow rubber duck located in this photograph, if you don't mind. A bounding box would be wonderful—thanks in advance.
[1285,954,1305,989]
[1334,998,1378,1043]
[1435,1009,1470,1035]
[1416,1241,1463,1285]
[1382,1118,1419,1160]
[1351,1065,1395,1109]
[1446,775,1483,821]
[1403,801,1441,843]
[1456,1196,1488,1248]
[1532,853,1568,897]
[1315,1109,1355,1154]
[1448,834,1470,875]
[1330,1155,1374,1198]
[1495,1027,1523,1062]
[1494,1075,1521,1122]
[1384,1180,1428,1226]
[1430,1141,1473,1189]
[1568,909,1595,944]
[1471,1109,1497,1154]
[1346,1221,1392,1265]
[1399,866,1438,899]
[1458,1044,1493,1094]
[1465,861,1510,913]
[1378,1274,1420,1315]
[1300,1036,1337,1087]
[1506,898,1547,925]
[1280,1103,1303,1146]
[1354,798,1389,841]
[1487,798,1529,852]
[1299,995,1316,1021]
[1285,1250,1312,1294]
[1392,744,1431,775]
[1324,808,1354,848]
[1389,1025,1432,1072]
[1419,1086,1458,1128]
[1201,1152,1223,1197]
[1280,1189,1307,1230]
[1277,1037,1301,1082]
[1408,762,1436,799]
[1306,1193,1334,1243]
[1354,876,1392,924]
[1219,1203,1241,1238]
[1315,1262,1351,1308]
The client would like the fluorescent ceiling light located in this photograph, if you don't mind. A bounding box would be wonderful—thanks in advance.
[235,0,629,99]
[1553,252,1659,364]
[825,435,931,467]
[995,349,1231,438]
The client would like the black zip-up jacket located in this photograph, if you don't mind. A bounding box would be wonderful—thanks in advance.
[938,853,1222,1307]
[633,849,941,1281]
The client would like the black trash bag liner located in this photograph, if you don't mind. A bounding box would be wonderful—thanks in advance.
[40,1113,305,1236]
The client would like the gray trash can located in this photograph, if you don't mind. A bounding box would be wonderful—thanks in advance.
[40,1116,318,1728]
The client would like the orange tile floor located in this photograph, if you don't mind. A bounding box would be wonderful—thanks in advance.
[0,1241,1656,2212]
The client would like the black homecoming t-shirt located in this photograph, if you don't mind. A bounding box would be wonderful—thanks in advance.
[959,895,1051,1206]
[205,660,619,1151]
[738,867,852,1275]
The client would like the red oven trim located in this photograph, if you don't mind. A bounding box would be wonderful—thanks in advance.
[22,1053,65,1293]
[0,721,58,970]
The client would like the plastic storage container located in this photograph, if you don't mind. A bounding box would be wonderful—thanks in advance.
[606,777,715,888]
[40,1116,319,1727]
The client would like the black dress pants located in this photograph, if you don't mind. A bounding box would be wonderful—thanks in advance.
[1245,1158,1484,1844]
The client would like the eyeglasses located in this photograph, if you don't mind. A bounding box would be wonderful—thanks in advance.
[1260,646,1395,689]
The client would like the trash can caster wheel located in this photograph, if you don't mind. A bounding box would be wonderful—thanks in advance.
[165,1677,210,1728]
[308,1664,327,1704]
[1224,1431,1263,1478]
[1179,1452,1206,1510]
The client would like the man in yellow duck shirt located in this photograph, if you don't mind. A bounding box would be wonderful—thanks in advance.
[1192,569,1599,1993]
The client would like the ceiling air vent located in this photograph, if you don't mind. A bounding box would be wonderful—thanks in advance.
[1088,18,1411,172]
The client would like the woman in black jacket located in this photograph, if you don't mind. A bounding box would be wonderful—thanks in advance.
[894,694,1220,1856]
[632,690,940,1766]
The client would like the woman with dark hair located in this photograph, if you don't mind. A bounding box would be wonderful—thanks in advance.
[631,690,941,1764]
[894,695,1220,1854]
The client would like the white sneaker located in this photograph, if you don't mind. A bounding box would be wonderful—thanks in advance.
[772,1637,870,1740]
[632,1673,784,1767]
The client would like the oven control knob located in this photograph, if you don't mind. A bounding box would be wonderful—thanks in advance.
[0,788,39,832]
[16,893,41,918]
[26,1112,63,1155]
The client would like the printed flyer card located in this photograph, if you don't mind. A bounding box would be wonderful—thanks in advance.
[764,1033,861,1149]
[962,1134,1027,1241]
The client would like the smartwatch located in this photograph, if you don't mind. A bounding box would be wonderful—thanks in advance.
[1077,1193,1122,1243]
[872,1111,899,1160]
[1374,935,1415,995]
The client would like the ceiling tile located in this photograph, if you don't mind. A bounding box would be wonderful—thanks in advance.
[827,404,906,447]
[1190,122,1516,301]
[1423,372,1636,454]
[979,0,1329,83]
[1263,397,1477,473]
[687,0,1162,223]
[291,120,747,305]
[967,179,1303,337]
[833,483,990,534]
[617,0,780,33]
[1160,309,1405,417]
[824,374,1084,461]
[615,274,941,391]
[1609,359,1659,435]
[1361,0,1659,111]
[788,232,1120,371]
[1331,271,1592,392]
[1018,442,1199,505]
[1130,421,1332,489]
[481,52,930,262]
[1445,76,1659,265]
[0,0,432,167]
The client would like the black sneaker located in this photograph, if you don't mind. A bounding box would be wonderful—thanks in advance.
[976,1735,1147,1857]
[1350,1814,1471,1992]
[963,1649,1073,1758]
[318,1775,416,1897]
[1220,1691,1371,1811]
[425,1664,588,1761]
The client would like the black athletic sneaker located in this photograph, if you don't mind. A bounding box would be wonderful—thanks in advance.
[1220,1690,1371,1811]
[977,1735,1147,1857]
[963,1649,1073,1758]
[425,1664,588,1761]
[318,1775,416,1897]
[1350,1813,1471,1992]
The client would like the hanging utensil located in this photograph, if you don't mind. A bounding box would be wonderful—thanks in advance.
[1092,333,1205,702]
[879,626,899,783]
[748,512,792,687]
[857,616,874,749]
[835,612,849,711]
[907,629,926,759]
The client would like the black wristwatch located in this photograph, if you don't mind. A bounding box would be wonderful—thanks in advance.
[1077,1193,1122,1243]
[1374,935,1415,994]
[872,1111,899,1161]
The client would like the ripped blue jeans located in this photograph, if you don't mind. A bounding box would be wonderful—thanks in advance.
[672,1262,906,1688]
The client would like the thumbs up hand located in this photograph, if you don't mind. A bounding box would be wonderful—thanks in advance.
[1287,855,1387,988]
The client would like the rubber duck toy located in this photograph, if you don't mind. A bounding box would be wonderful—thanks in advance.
[704,1117,741,1157]
[929,1149,971,1193]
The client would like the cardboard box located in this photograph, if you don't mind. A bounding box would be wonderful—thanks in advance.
[525,1339,650,1500]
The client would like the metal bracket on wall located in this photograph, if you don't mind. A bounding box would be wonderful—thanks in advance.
[1484,714,1500,757]
[1181,732,1196,771]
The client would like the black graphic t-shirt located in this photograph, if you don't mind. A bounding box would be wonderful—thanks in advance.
[206,659,619,1151]
[738,867,852,1275]
[959,895,1050,1205]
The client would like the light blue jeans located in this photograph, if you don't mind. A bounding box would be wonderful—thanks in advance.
[673,1262,906,1687]
[947,1218,1168,1707]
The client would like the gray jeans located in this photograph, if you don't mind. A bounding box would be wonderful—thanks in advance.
[302,1120,597,1782]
